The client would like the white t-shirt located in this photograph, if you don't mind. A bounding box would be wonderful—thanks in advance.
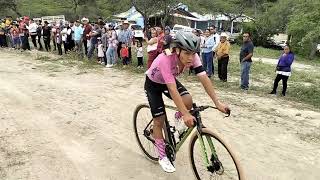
[61,28,68,42]
[137,47,143,57]
[27,23,38,34]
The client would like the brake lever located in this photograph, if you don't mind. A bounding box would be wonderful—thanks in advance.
[210,106,231,117]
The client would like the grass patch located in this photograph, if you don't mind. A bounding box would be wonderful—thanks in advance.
[21,44,320,109]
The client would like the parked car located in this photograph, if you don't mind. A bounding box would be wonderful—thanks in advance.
[170,24,193,38]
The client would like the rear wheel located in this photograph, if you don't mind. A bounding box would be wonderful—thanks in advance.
[189,128,245,180]
[133,104,158,161]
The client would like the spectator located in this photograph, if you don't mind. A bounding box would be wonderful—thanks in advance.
[97,38,104,63]
[74,20,84,56]
[0,20,6,47]
[117,20,133,62]
[20,16,30,50]
[51,22,57,51]
[105,24,118,68]
[209,25,220,72]
[10,23,20,49]
[269,45,294,96]
[55,27,63,55]
[136,41,144,68]
[27,19,38,49]
[215,32,230,82]
[87,22,102,59]
[163,26,172,50]
[144,28,158,69]
[36,20,43,50]
[201,28,215,78]
[120,42,129,66]
[240,32,254,90]
[156,26,164,56]
[82,17,92,56]
[42,21,51,51]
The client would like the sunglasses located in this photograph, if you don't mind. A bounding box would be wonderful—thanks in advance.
[243,35,249,37]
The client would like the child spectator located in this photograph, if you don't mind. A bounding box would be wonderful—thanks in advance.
[97,38,105,64]
[120,42,129,67]
[136,41,144,68]
[55,27,63,55]
[10,24,21,49]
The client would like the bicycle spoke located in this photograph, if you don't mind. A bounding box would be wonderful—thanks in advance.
[190,131,240,180]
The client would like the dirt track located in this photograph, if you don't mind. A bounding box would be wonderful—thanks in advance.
[0,50,319,180]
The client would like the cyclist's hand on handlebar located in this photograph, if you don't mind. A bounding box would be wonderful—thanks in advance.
[216,102,231,115]
[183,113,195,128]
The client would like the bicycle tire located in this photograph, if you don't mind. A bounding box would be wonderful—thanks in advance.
[189,128,245,180]
[133,103,158,162]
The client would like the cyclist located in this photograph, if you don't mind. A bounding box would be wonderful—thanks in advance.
[144,31,230,173]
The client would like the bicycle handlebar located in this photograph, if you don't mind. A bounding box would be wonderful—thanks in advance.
[192,105,231,117]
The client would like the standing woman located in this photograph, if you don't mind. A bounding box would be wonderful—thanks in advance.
[215,32,231,82]
[144,28,158,69]
[269,45,294,96]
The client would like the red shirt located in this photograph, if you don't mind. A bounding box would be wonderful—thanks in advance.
[120,47,129,58]
[83,24,92,40]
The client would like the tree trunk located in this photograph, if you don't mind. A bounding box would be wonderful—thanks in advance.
[309,42,318,60]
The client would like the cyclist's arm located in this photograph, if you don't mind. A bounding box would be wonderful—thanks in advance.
[197,74,220,105]
[167,83,189,115]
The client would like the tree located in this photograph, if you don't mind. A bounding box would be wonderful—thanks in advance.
[131,0,179,28]
[131,0,159,29]
[287,0,320,59]
[0,0,21,16]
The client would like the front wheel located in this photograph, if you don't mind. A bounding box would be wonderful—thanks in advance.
[189,128,245,180]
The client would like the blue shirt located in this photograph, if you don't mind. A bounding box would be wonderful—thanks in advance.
[202,35,216,53]
[118,29,133,44]
[74,26,83,41]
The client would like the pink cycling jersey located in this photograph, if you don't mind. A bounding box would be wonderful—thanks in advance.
[147,52,206,84]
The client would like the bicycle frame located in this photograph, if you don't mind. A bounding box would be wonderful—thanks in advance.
[167,103,218,167]
[142,103,219,167]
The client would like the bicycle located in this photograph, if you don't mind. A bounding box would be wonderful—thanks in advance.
[133,103,245,180]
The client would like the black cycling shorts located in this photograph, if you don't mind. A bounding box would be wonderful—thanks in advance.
[144,76,190,118]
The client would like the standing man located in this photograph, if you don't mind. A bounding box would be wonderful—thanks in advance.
[74,20,83,57]
[201,27,216,78]
[36,20,43,50]
[117,20,133,62]
[240,32,254,90]
[20,16,31,51]
[209,25,220,75]
[42,21,51,52]
[82,17,92,56]
[27,19,38,49]
[87,22,102,59]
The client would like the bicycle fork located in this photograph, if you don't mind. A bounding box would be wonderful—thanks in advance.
[197,131,221,173]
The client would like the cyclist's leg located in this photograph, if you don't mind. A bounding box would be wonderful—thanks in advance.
[144,76,176,172]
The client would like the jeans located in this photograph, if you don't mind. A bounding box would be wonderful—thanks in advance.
[240,61,252,89]
[202,51,213,76]
[75,40,83,57]
[106,47,116,65]
[87,42,96,59]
